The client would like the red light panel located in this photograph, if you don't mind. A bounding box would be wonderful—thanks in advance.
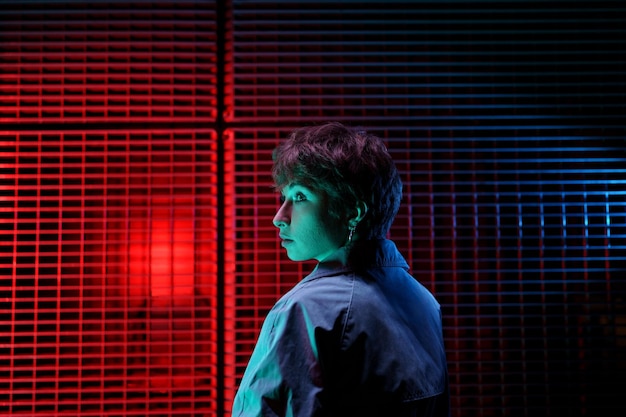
[0,2,217,124]
[2,129,220,415]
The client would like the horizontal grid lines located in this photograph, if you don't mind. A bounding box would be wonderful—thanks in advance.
[1,0,625,415]
[2,128,220,415]
[229,1,626,124]
[228,2,626,413]
[0,1,218,123]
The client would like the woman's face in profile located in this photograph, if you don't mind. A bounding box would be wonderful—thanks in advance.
[273,182,346,263]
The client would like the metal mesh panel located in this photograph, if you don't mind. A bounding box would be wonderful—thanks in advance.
[1,0,625,416]
[1,129,220,415]
[0,1,217,124]
[228,1,626,415]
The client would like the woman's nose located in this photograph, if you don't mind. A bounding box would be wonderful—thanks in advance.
[272,202,290,228]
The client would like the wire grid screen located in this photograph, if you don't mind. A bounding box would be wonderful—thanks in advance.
[0,0,625,416]
[2,129,220,415]
[225,128,318,415]
[0,1,217,124]
[228,1,626,416]
[0,1,220,415]
[228,128,626,416]
[387,128,625,414]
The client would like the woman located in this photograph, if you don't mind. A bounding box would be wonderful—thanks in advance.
[232,122,450,417]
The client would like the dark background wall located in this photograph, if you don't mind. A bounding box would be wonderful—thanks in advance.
[1,1,624,416]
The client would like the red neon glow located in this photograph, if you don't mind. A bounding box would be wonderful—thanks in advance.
[127,198,195,305]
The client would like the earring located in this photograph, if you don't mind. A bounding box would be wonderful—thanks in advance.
[347,225,356,244]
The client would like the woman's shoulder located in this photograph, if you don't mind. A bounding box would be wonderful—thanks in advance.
[293,270,357,303]
[267,271,355,317]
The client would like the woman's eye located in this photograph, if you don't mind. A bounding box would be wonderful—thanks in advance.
[278,190,308,204]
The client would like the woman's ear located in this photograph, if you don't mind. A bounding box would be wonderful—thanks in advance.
[349,201,368,227]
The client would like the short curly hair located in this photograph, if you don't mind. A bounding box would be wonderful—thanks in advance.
[272,122,402,240]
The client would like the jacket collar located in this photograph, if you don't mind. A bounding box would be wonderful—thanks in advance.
[308,238,409,279]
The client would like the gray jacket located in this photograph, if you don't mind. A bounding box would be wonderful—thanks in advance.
[232,239,450,417]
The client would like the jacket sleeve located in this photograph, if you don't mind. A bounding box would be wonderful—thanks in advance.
[231,299,325,417]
